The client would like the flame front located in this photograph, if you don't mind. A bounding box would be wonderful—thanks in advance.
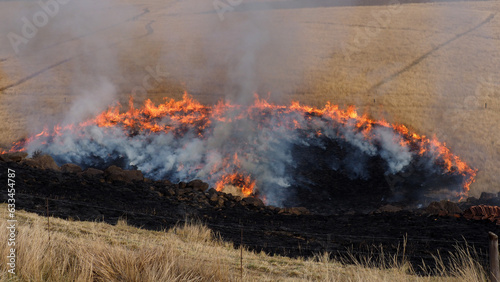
[1,92,477,204]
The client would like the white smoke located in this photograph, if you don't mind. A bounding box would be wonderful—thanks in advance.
[64,78,117,125]
[1,0,147,135]
[3,0,475,206]
[22,100,463,206]
[373,127,412,174]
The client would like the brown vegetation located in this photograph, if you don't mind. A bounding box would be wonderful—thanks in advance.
[0,205,489,281]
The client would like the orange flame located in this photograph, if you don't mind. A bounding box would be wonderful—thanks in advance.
[213,152,256,197]
[215,172,256,197]
[1,93,476,199]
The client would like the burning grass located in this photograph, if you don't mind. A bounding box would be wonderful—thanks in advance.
[0,204,488,281]
[0,94,477,207]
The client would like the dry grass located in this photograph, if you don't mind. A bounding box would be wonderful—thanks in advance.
[0,204,489,281]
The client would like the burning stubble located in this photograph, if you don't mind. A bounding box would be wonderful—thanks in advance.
[2,0,498,206]
[2,94,476,207]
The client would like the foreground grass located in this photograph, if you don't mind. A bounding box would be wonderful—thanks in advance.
[0,204,487,281]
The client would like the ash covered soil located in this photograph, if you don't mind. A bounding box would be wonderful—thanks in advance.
[2,154,500,271]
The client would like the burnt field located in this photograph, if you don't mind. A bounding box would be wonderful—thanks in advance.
[1,0,500,279]
[2,155,500,272]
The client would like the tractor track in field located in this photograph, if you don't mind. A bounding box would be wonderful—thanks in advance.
[0,8,152,93]
[367,12,496,94]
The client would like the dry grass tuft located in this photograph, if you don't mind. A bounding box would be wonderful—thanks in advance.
[0,205,233,281]
[425,242,487,282]
[0,204,491,281]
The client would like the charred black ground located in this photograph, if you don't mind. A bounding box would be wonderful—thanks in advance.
[31,124,473,214]
[2,156,499,274]
[282,127,469,213]
[12,97,475,211]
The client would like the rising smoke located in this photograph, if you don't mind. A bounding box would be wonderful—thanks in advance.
[1,0,480,206]
[1,0,147,133]
[21,97,473,207]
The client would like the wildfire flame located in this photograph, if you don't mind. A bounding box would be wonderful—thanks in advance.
[1,92,477,201]
[215,173,256,197]
[214,153,256,197]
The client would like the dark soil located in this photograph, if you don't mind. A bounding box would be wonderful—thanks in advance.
[2,159,500,274]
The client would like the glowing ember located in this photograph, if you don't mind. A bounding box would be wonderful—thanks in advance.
[1,92,477,205]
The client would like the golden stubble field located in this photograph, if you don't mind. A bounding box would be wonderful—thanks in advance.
[0,0,499,196]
